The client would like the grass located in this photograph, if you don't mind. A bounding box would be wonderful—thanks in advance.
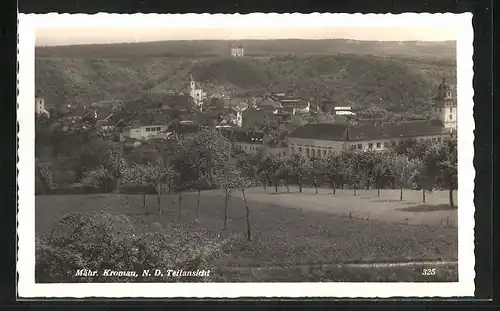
[36,187,458,282]
[218,262,458,282]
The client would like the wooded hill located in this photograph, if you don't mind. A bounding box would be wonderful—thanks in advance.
[35,39,456,113]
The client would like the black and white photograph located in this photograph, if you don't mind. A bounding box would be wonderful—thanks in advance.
[17,13,474,298]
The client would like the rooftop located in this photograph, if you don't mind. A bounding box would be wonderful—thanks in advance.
[220,127,264,144]
[289,121,448,142]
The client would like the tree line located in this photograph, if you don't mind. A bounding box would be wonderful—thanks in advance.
[36,125,457,241]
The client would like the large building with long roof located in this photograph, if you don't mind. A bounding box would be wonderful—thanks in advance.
[288,120,452,157]
[287,78,457,157]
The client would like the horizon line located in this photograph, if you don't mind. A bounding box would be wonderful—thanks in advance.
[36,38,457,48]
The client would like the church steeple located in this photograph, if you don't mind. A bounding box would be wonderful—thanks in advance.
[432,76,457,132]
[435,77,453,101]
[189,74,195,90]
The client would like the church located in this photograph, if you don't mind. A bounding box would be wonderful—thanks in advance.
[189,75,207,106]
[432,77,457,132]
[286,78,457,157]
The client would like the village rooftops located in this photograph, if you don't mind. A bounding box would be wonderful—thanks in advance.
[269,93,301,103]
[257,98,283,110]
[219,127,264,144]
[167,122,201,135]
[289,120,449,142]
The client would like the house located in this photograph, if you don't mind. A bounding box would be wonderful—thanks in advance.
[219,127,264,153]
[267,93,310,115]
[160,94,193,111]
[120,124,169,142]
[256,98,283,115]
[91,100,122,110]
[96,119,115,131]
[334,106,356,116]
[35,96,50,117]
[166,122,201,138]
[94,107,114,121]
[62,107,90,124]
[241,107,274,129]
[288,120,452,158]
[123,137,142,148]
[229,43,244,57]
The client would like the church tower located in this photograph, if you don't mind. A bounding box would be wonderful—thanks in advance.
[189,74,196,93]
[433,77,457,132]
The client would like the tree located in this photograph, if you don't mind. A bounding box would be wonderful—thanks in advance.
[35,160,54,194]
[339,149,365,196]
[341,150,364,196]
[169,152,196,223]
[122,159,170,213]
[104,144,128,194]
[325,152,342,195]
[252,152,282,193]
[412,159,434,203]
[268,154,287,193]
[288,153,312,193]
[179,129,232,218]
[232,168,256,241]
[358,150,378,190]
[371,153,393,197]
[386,153,420,201]
[80,166,111,192]
[311,157,327,194]
[392,138,433,161]
[423,138,457,208]
[215,166,239,231]
[275,155,293,192]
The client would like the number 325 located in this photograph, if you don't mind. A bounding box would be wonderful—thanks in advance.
[422,268,436,275]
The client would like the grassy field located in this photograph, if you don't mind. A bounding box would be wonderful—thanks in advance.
[36,187,458,282]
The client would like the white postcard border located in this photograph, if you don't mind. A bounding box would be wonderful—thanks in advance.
[17,12,475,298]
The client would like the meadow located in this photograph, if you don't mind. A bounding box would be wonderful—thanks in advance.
[36,187,458,282]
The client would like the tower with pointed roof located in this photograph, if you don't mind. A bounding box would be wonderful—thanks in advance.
[433,77,457,132]
[189,74,205,106]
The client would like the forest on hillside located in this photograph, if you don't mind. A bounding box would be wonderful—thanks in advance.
[35,51,456,113]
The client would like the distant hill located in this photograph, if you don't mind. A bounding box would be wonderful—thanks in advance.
[35,39,456,113]
[36,39,456,60]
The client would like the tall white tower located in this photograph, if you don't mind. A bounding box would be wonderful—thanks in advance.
[433,78,457,132]
[190,75,196,94]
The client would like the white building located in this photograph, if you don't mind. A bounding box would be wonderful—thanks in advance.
[35,96,50,117]
[189,75,207,105]
[288,121,451,157]
[432,78,457,132]
[230,44,244,57]
[334,106,355,116]
[120,125,169,142]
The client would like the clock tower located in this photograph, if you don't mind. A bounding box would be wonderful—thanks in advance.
[433,77,457,132]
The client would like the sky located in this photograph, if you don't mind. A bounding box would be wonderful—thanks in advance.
[32,14,458,46]
[36,26,456,46]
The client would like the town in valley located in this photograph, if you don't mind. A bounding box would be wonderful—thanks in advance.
[34,33,459,284]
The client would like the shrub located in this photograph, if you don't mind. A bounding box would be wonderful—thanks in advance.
[36,212,233,283]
